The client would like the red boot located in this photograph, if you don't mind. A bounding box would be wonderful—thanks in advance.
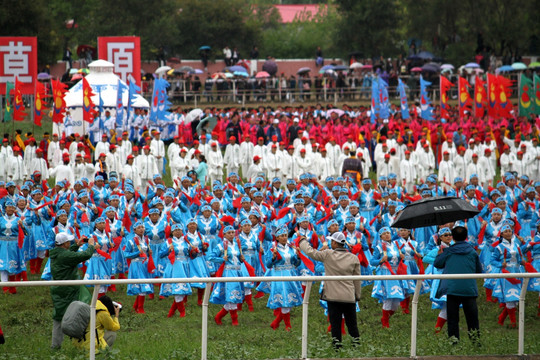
[381,310,391,328]
[133,296,140,311]
[254,290,265,299]
[215,308,228,325]
[148,293,154,300]
[435,317,447,333]
[245,294,254,312]
[20,271,28,282]
[400,297,410,314]
[118,273,127,279]
[178,301,186,317]
[230,310,239,326]
[197,288,204,306]
[270,309,283,330]
[35,258,44,274]
[136,296,146,314]
[485,288,493,302]
[8,275,16,294]
[109,276,117,292]
[237,302,243,311]
[507,307,517,328]
[283,312,291,331]
[498,307,508,326]
[29,259,36,274]
[341,318,346,335]
[167,301,178,318]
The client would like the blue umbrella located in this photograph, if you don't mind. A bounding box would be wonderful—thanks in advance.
[319,64,334,74]
[464,62,480,68]
[332,65,348,71]
[233,71,249,77]
[497,65,514,73]
[199,45,211,51]
[416,51,435,59]
[226,65,247,73]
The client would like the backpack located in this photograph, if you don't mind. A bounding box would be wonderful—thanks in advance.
[61,301,102,341]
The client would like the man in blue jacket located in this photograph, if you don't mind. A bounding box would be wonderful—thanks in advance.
[434,225,482,343]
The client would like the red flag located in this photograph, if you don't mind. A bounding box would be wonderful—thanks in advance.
[96,248,112,260]
[440,76,454,119]
[501,268,521,284]
[18,226,25,249]
[458,76,472,117]
[122,210,132,230]
[497,75,514,118]
[13,78,27,121]
[82,77,96,123]
[167,238,175,265]
[474,76,486,118]
[487,74,499,117]
[51,80,67,124]
[34,81,48,126]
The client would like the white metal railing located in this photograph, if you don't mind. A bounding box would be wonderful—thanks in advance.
[3,272,539,360]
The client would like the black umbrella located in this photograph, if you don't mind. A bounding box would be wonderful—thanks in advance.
[262,60,278,76]
[391,196,479,229]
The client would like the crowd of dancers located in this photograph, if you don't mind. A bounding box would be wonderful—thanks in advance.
[0,105,540,337]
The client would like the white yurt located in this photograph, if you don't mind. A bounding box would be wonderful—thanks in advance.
[55,59,149,136]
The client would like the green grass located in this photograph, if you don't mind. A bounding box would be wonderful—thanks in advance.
[1,275,539,359]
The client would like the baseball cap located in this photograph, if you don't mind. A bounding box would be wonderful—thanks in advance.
[327,232,346,245]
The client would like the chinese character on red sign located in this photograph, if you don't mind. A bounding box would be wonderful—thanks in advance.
[98,36,141,86]
[0,37,37,94]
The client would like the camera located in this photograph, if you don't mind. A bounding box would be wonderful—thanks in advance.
[112,301,123,312]
[81,236,89,243]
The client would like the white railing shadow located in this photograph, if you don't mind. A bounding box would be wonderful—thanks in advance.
[4,272,539,360]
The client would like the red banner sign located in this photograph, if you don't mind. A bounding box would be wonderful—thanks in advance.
[0,37,37,94]
[98,36,141,85]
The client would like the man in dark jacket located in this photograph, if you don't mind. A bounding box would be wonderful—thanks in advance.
[434,226,482,343]
[50,233,96,349]
[342,153,363,184]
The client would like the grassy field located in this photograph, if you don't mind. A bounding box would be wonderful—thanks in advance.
[0,273,539,360]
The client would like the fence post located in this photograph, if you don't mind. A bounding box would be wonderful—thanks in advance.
[301,281,312,360]
[201,285,212,360]
[518,278,529,356]
[410,280,422,359]
[88,287,100,360]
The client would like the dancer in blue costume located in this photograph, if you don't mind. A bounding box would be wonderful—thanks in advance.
[238,219,262,311]
[257,227,303,331]
[423,227,453,333]
[0,200,26,293]
[83,217,113,296]
[184,218,210,305]
[124,221,155,314]
[492,225,525,328]
[160,224,192,318]
[481,207,504,303]
[370,227,407,328]
[522,220,540,316]
[210,226,245,326]
[144,208,168,282]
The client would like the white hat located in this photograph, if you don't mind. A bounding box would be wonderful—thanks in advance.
[273,119,279,124]
[327,232,346,245]
[55,232,75,245]
[293,117,299,123]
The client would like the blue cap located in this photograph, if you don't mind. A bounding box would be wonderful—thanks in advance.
[286,179,295,185]
[521,175,529,181]
[396,205,405,212]
[201,205,211,212]
[181,176,190,182]
[298,215,309,223]
[336,177,345,182]
[491,208,502,214]
[389,188,397,194]
[241,219,251,227]
[275,227,288,236]
[133,220,144,229]
[105,206,115,213]
[470,173,478,180]
[213,184,222,191]
[187,218,197,225]
[495,197,506,204]
[299,173,309,180]
[109,177,118,183]
[5,181,15,187]
[332,186,341,192]
[244,182,253,188]
[422,190,432,196]
[379,175,387,182]
[57,209,67,216]
[526,186,535,194]
[378,227,391,236]
[164,192,174,198]
[338,195,349,201]
[325,176,335,182]
[125,186,134,193]
[254,176,264,183]
[502,219,514,227]
[253,191,263,197]
[327,219,338,229]
[156,184,166,191]
[249,188,258,194]
[535,181,540,188]
[500,224,512,233]
[438,227,451,236]
[153,174,162,180]
[349,201,359,208]
[172,223,183,232]
[229,172,238,178]
[294,198,305,205]
[95,217,106,224]
[453,177,463,183]
[490,189,501,197]
[58,200,69,208]
[388,173,397,180]
[4,200,15,207]
[388,200,397,207]
[465,185,475,191]
[362,179,371,185]
[109,194,120,201]
[272,177,281,183]
[223,225,235,233]
[31,189,42,196]
[345,216,356,224]
[95,175,104,181]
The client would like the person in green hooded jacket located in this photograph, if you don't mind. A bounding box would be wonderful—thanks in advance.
[50,232,96,349]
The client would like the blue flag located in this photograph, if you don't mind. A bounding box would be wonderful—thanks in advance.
[127,75,141,116]
[378,77,390,119]
[116,80,127,127]
[98,89,105,131]
[420,76,434,120]
[150,78,171,123]
[398,78,410,120]
[370,76,380,123]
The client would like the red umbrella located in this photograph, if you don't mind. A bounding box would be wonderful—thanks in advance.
[255,71,270,78]
[411,67,423,72]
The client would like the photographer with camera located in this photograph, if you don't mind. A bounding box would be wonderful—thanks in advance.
[72,295,121,351]
[50,233,96,349]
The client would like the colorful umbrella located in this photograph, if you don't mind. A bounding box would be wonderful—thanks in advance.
[255,71,270,78]
[464,62,480,68]
[528,62,540,69]
[297,67,311,74]
[411,67,423,72]
[511,62,527,70]
[349,62,364,69]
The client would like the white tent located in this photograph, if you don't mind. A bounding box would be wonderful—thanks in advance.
[58,59,149,135]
